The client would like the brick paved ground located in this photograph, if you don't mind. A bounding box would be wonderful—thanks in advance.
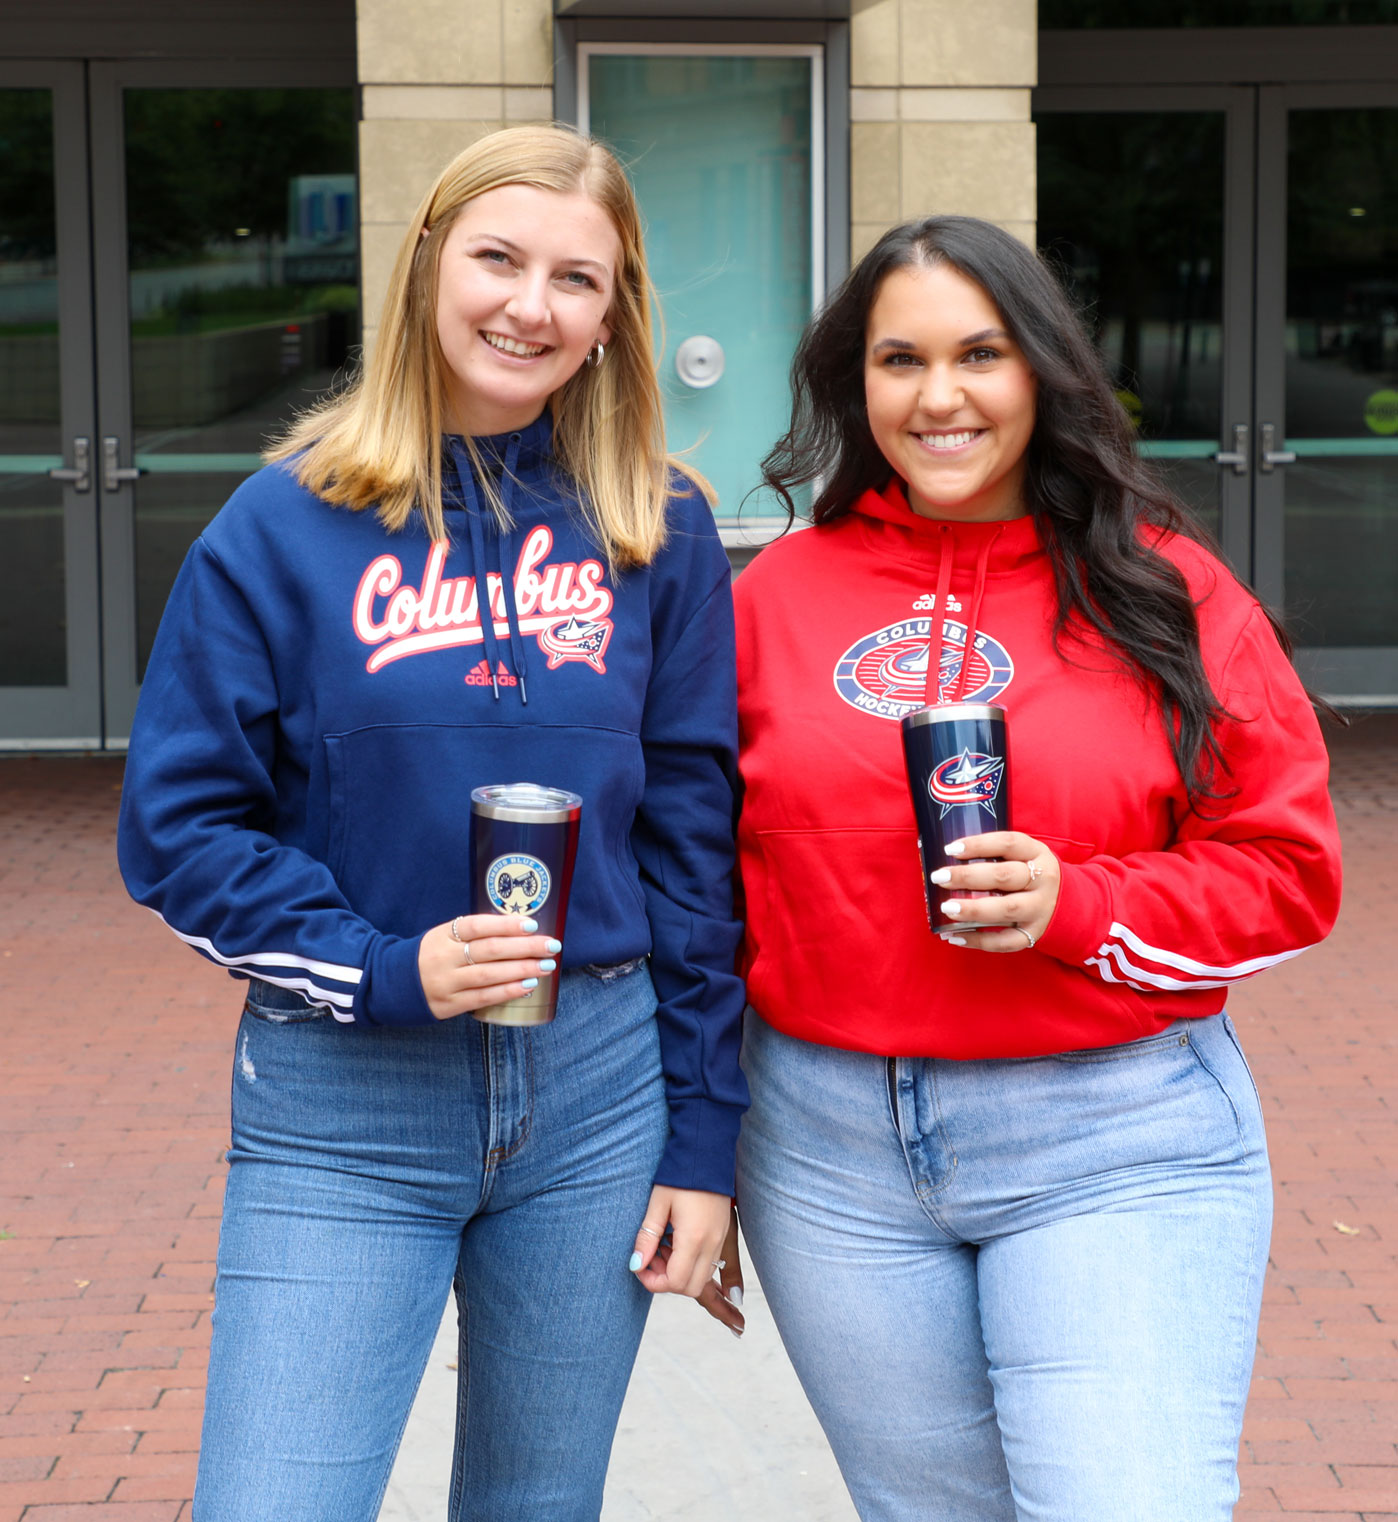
[1,719,1396,1520]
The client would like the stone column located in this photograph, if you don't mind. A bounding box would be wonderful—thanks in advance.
[850,0,1037,259]
[356,0,555,349]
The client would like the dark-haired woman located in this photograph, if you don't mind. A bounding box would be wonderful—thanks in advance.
[722,217,1341,1520]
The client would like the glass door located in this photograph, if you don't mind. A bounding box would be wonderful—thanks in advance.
[1034,85,1255,568]
[1255,85,1398,701]
[579,44,822,541]
[88,62,359,744]
[0,63,102,746]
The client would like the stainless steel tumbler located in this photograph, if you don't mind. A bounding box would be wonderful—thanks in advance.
[900,703,1014,936]
[469,782,582,1025]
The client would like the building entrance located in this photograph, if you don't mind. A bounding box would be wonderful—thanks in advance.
[1037,60,1398,703]
[0,61,356,748]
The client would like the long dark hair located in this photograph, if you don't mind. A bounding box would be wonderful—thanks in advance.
[760,214,1294,810]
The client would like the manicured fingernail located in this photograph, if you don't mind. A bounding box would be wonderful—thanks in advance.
[727,1286,743,1310]
[947,935,968,947]
[520,918,538,933]
[729,1326,743,1339]
[628,1251,643,1272]
[538,959,557,973]
[522,977,539,989]
[929,868,952,886]
[545,938,562,954]
[945,841,966,856]
[942,901,962,917]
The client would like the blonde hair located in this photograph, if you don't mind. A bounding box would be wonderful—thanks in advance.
[267,124,710,566]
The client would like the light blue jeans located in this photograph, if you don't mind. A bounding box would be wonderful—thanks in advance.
[194,963,668,1522]
[736,1010,1272,1522]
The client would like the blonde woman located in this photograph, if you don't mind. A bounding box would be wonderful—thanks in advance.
[118,125,746,1520]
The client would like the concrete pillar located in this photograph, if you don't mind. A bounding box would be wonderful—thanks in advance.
[850,0,1037,259]
[356,0,555,349]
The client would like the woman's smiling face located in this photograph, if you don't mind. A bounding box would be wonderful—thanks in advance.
[863,261,1037,523]
[434,182,620,436]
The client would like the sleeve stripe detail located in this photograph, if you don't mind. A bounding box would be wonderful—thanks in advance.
[1105,920,1313,979]
[1086,936,1307,993]
[244,970,358,1016]
[155,912,360,1008]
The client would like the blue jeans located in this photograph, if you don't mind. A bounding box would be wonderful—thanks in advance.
[736,1011,1272,1522]
[194,963,668,1522]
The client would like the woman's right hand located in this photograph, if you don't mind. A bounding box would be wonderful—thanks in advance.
[417,915,561,1021]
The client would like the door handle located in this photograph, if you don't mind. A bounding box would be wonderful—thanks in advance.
[102,436,144,493]
[1213,423,1249,475]
[1258,422,1296,473]
[48,436,91,492]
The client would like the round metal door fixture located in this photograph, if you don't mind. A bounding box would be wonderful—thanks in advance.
[675,334,725,389]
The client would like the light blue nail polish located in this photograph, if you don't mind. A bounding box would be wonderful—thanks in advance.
[628,1251,643,1272]
[545,938,562,954]
[520,918,539,933]
[930,868,952,886]
[522,977,539,989]
[538,959,557,974]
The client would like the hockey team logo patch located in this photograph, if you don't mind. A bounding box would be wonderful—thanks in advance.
[832,619,1014,720]
[929,748,1005,820]
[486,854,552,915]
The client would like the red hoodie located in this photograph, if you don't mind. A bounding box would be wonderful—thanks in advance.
[733,481,1342,1059]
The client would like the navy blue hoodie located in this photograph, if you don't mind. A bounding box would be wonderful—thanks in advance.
[117,414,747,1194]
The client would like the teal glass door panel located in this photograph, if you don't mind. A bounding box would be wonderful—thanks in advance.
[119,87,359,679]
[585,51,816,520]
[1037,108,1229,540]
[1281,106,1398,651]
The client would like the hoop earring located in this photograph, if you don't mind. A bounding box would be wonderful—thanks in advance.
[585,340,606,369]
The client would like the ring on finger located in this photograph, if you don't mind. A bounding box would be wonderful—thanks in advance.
[638,1223,663,1238]
[711,1259,726,1270]
[461,940,476,966]
[1025,859,1044,887]
[1013,925,1036,950]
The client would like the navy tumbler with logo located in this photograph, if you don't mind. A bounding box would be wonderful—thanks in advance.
[470,783,581,1024]
[900,703,1013,936]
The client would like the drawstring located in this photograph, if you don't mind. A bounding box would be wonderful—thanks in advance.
[921,522,1003,707]
[452,436,529,705]
[496,432,529,705]
[953,529,1000,704]
[923,525,955,708]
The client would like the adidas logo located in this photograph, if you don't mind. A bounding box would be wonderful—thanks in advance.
[464,659,518,687]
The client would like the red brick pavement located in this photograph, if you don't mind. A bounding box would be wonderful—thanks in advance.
[1,721,1396,1519]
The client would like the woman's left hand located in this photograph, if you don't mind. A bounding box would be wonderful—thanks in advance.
[933,830,1061,954]
[630,1186,739,1323]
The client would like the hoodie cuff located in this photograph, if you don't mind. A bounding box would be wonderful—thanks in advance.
[653,1096,744,1198]
[1034,860,1112,968]
[354,933,434,1027]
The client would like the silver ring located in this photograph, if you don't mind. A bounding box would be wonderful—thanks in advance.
[461,941,476,966]
[712,1259,726,1270]
[449,917,464,942]
[638,1224,663,1238]
[1014,925,1036,950]
[1025,860,1043,886]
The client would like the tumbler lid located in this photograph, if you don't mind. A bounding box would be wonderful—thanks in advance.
[471,783,583,823]
[900,702,1005,730]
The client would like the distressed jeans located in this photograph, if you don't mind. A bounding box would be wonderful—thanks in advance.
[736,1009,1272,1522]
[194,963,667,1522]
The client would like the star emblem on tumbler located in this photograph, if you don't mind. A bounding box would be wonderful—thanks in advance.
[928,747,1005,820]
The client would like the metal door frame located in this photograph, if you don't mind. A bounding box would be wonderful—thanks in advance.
[1032,84,1258,578]
[1255,80,1398,703]
[0,60,102,748]
[86,57,354,746]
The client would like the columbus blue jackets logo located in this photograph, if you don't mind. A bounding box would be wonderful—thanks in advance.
[486,854,552,915]
[929,748,1005,820]
[539,615,613,674]
[833,619,1014,720]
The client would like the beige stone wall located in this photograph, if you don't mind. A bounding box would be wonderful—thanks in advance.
[850,0,1036,259]
[356,0,555,349]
